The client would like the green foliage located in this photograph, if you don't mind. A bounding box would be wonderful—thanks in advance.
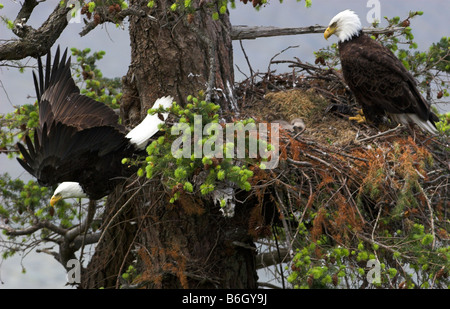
[436,112,450,134]
[88,1,96,13]
[0,104,38,158]
[0,14,14,30]
[288,220,449,289]
[77,0,129,10]
[0,173,79,259]
[127,94,263,206]
[3,176,72,223]
[120,264,138,287]
[158,0,310,21]
[70,47,122,110]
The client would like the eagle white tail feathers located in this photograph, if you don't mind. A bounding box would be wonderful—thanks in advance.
[126,96,173,149]
[389,113,438,134]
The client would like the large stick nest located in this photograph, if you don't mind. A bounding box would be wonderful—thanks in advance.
[233,58,449,277]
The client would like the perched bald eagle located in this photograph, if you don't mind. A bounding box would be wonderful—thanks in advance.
[16,47,172,205]
[324,10,439,133]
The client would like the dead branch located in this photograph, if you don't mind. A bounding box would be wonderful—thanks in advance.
[286,157,313,167]
[355,124,403,143]
[231,25,405,40]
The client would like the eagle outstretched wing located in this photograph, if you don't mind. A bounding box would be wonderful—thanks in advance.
[17,47,134,189]
[34,47,124,132]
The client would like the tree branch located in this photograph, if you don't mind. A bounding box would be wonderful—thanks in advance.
[12,0,40,38]
[1,219,67,236]
[79,6,148,37]
[256,248,291,269]
[231,25,405,40]
[65,200,97,242]
[0,1,70,60]
[72,232,101,251]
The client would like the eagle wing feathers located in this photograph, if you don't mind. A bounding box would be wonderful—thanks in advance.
[17,46,135,191]
[339,35,436,123]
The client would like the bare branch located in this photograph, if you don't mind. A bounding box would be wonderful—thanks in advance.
[231,25,405,41]
[1,219,67,236]
[256,248,291,269]
[72,232,101,251]
[0,1,70,60]
[355,124,403,143]
[65,200,97,242]
[12,0,39,38]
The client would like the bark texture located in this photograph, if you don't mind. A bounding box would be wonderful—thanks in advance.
[121,0,236,127]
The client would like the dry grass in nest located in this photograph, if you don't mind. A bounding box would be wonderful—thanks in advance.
[263,88,321,121]
[305,114,359,147]
[245,88,359,147]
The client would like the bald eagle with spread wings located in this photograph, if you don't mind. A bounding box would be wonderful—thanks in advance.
[324,10,439,133]
[16,47,172,205]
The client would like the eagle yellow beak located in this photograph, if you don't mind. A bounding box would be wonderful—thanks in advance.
[324,26,336,40]
[50,195,62,207]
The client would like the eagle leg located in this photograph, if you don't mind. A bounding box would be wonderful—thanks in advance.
[348,109,366,123]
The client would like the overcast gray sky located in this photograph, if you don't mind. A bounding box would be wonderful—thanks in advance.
[0,0,449,288]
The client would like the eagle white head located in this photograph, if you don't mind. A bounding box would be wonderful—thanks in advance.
[50,182,87,206]
[324,10,362,42]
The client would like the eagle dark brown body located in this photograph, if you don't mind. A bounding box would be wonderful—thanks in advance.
[325,10,439,133]
[338,32,439,127]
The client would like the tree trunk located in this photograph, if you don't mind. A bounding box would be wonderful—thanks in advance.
[80,0,258,289]
[121,0,237,126]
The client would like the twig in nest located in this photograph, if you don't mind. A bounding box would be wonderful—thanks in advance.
[417,184,436,249]
[267,45,300,74]
[355,124,403,143]
[239,40,255,82]
[286,157,313,167]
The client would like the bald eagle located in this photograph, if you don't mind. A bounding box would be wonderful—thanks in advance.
[324,10,439,133]
[16,47,172,205]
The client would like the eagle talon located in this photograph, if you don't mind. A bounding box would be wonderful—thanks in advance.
[348,109,366,123]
